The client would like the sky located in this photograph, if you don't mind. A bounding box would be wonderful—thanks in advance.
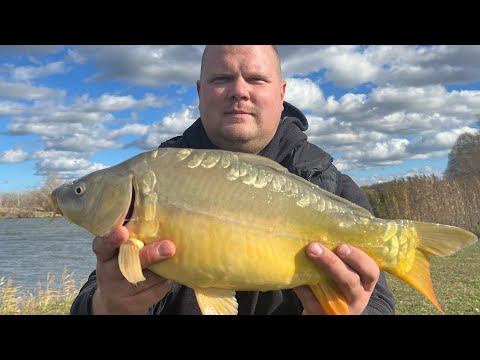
[0,45,479,193]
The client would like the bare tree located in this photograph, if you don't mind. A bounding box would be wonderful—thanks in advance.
[41,172,65,192]
[38,172,65,211]
[444,117,480,179]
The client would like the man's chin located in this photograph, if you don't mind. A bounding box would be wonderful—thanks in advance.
[219,133,264,153]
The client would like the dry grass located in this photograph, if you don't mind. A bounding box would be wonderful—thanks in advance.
[362,175,480,234]
[0,268,85,315]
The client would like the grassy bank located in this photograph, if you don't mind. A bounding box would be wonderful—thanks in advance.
[0,208,57,219]
[387,240,480,315]
[0,269,85,315]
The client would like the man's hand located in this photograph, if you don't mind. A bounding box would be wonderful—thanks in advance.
[91,226,176,314]
[294,242,380,315]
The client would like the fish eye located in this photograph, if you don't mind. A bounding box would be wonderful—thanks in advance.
[74,183,85,196]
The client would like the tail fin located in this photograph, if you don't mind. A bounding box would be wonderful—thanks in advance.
[391,221,478,314]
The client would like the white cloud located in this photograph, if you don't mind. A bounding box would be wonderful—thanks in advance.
[33,149,107,179]
[279,45,379,87]
[111,124,149,137]
[0,81,65,101]
[284,77,324,112]
[135,105,199,149]
[299,80,480,170]
[0,149,28,163]
[349,138,410,166]
[74,93,171,112]
[76,45,202,86]
[66,48,86,64]
[0,101,26,115]
[322,47,379,87]
[0,45,64,55]
[406,127,479,153]
[6,91,172,155]
[279,45,480,89]
[11,61,66,82]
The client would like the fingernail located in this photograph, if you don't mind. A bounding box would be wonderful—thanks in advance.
[309,243,323,257]
[337,244,351,256]
[158,242,174,257]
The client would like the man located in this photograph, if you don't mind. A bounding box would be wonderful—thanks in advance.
[71,45,395,315]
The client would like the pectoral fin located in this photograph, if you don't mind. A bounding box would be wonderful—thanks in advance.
[194,288,239,315]
[118,238,146,285]
[309,279,349,315]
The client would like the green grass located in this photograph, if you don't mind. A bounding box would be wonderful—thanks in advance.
[1,242,479,315]
[387,240,480,315]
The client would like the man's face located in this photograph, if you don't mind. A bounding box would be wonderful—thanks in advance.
[197,45,286,154]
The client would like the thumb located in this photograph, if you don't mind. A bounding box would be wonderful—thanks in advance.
[139,240,176,268]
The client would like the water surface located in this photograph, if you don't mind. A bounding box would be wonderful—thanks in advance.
[0,217,96,293]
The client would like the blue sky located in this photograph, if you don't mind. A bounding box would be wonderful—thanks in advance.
[1,45,479,192]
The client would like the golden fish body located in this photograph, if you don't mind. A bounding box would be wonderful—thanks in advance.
[50,147,478,314]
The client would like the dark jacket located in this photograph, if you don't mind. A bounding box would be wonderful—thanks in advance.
[70,101,395,315]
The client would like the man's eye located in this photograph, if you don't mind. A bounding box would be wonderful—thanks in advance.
[213,77,229,82]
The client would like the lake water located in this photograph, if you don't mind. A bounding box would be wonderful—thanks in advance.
[0,217,96,293]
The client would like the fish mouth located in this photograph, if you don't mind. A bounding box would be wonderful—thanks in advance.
[123,184,135,226]
[48,193,63,216]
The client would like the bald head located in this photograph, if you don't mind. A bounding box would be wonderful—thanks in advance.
[200,45,282,81]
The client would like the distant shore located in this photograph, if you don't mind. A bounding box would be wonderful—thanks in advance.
[0,208,60,219]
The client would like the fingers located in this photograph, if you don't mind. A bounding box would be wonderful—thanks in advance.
[305,242,380,306]
[92,226,129,262]
[305,242,358,300]
[335,244,380,293]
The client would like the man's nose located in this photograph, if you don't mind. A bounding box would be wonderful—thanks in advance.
[228,78,249,100]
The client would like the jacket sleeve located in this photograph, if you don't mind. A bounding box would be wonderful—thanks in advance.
[70,271,97,315]
[338,174,396,314]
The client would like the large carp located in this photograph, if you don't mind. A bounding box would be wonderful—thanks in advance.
[49,147,478,315]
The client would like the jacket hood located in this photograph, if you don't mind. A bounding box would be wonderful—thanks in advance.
[281,101,308,131]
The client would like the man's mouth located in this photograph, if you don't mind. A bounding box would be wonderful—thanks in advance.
[226,111,250,114]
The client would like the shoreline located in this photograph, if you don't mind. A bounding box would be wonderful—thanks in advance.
[0,210,61,219]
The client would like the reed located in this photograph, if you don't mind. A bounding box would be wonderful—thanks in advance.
[0,268,85,315]
[363,175,480,235]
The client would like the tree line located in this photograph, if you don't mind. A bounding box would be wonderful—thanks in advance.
[0,174,64,217]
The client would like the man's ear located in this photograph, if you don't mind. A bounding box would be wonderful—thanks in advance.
[280,79,287,104]
[196,80,201,96]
